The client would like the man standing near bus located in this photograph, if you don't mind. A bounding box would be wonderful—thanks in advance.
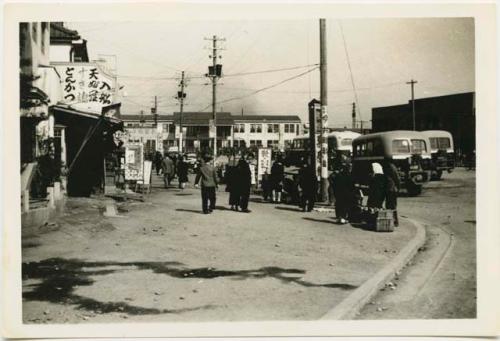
[194,156,218,214]
[384,160,401,227]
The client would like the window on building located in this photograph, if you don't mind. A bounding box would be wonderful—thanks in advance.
[163,123,172,133]
[250,124,262,133]
[256,140,263,147]
[284,123,295,133]
[268,124,279,133]
[234,123,245,133]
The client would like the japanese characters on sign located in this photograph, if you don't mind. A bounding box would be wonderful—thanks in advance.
[257,148,272,182]
[124,143,144,181]
[56,63,115,107]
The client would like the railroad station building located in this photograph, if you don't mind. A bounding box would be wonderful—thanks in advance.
[118,112,302,154]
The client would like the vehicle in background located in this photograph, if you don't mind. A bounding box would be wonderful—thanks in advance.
[422,130,455,180]
[284,130,361,171]
[351,130,432,196]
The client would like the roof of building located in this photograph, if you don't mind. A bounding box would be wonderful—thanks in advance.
[50,22,81,43]
[233,115,301,123]
[118,112,302,125]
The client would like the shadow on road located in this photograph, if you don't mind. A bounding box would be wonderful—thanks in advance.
[175,208,204,214]
[274,206,303,212]
[23,258,358,316]
[302,217,335,224]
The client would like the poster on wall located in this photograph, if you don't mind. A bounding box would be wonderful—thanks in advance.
[257,148,272,182]
[124,143,144,180]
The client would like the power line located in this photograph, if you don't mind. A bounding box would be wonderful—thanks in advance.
[339,20,361,121]
[224,64,319,77]
[197,66,319,112]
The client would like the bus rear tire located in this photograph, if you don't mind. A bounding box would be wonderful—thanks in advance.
[407,183,422,196]
[431,170,443,181]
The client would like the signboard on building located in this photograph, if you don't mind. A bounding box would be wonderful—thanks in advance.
[308,99,322,177]
[124,143,144,180]
[257,148,272,182]
[54,62,116,111]
[208,119,216,138]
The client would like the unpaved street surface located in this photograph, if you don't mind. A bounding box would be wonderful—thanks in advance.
[22,174,416,323]
[357,168,476,319]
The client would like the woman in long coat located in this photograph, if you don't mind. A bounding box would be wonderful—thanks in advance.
[331,163,357,224]
[235,158,252,213]
[270,156,285,203]
[225,159,240,210]
[367,162,386,209]
[177,155,189,189]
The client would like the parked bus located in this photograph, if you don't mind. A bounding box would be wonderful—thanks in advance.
[422,130,455,180]
[351,130,432,196]
[284,130,361,170]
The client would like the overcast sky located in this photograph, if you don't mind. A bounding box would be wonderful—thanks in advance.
[68,18,474,128]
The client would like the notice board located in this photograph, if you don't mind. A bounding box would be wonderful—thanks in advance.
[124,143,144,180]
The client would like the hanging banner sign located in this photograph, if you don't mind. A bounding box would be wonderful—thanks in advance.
[257,148,272,182]
[124,143,144,180]
[53,62,116,111]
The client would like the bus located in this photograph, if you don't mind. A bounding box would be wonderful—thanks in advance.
[284,130,361,170]
[351,130,432,196]
[422,130,455,180]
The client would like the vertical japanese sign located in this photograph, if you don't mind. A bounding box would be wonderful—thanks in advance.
[257,148,272,182]
[124,143,144,180]
[55,63,115,108]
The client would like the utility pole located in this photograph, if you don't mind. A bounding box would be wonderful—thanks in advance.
[352,102,356,130]
[319,18,329,202]
[153,95,158,126]
[176,71,186,153]
[406,79,418,130]
[205,35,225,161]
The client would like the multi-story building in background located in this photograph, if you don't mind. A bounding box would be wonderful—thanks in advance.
[371,92,475,155]
[119,112,302,154]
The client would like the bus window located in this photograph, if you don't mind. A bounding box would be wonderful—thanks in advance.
[411,139,427,154]
[373,139,384,155]
[392,139,410,154]
[438,137,451,149]
[340,138,353,146]
[366,141,373,156]
[429,137,438,150]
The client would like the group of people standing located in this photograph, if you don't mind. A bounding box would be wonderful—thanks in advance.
[154,151,189,190]
[225,157,253,213]
[329,159,400,226]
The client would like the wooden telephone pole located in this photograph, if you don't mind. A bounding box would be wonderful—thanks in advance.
[406,79,418,130]
[319,18,329,202]
[176,71,186,153]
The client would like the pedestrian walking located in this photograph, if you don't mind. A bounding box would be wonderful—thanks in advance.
[194,156,218,214]
[298,162,318,212]
[154,151,163,175]
[367,162,386,209]
[383,160,401,227]
[331,163,357,224]
[177,155,189,189]
[270,156,285,203]
[235,158,252,213]
[162,154,175,188]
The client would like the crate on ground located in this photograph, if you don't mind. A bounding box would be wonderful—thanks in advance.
[375,209,394,232]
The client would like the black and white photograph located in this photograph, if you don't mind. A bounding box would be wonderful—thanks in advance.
[2,1,499,339]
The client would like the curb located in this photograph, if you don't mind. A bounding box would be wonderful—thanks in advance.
[320,218,426,320]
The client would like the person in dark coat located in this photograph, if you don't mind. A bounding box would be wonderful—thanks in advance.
[383,160,401,227]
[225,160,240,210]
[235,158,252,213]
[194,156,218,214]
[261,168,272,202]
[154,151,163,175]
[298,162,318,212]
[367,162,386,209]
[177,155,189,189]
[270,156,285,203]
[331,163,357,224]
[162,155,175,188]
